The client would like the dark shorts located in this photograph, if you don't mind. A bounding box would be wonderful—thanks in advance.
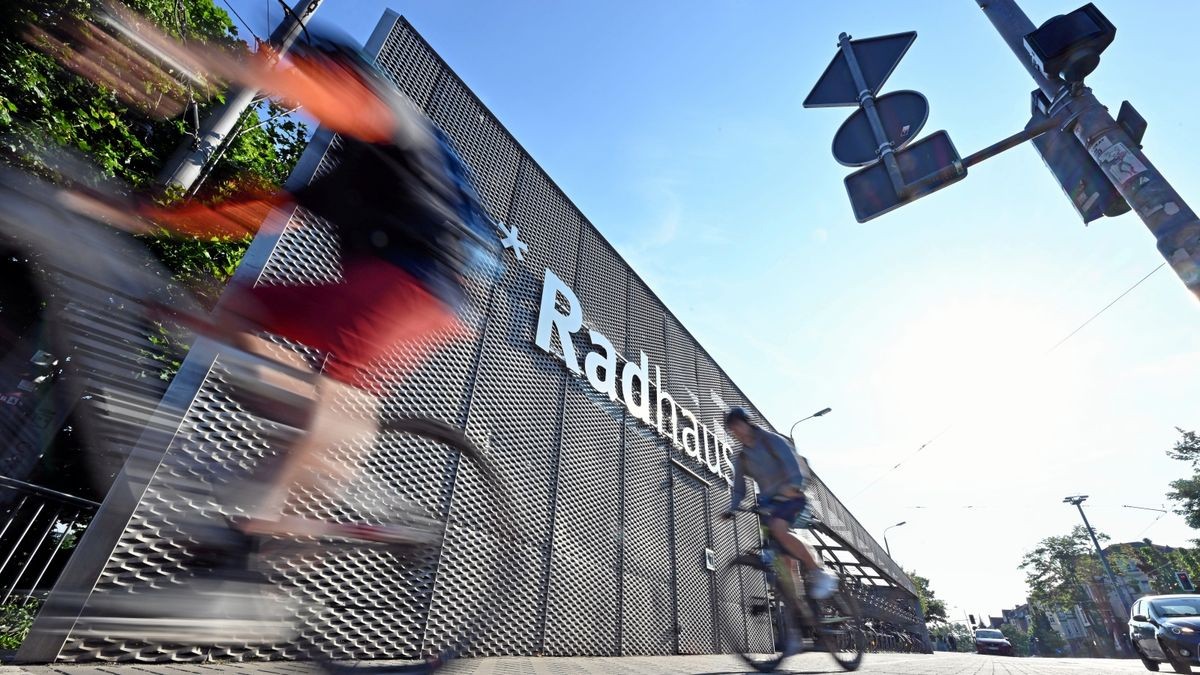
[760,494,813,529]
[222,258,460,393]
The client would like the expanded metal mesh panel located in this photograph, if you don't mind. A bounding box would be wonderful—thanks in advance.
[619,423,673,656]
[671,471,713,654]
[39,12,918,664]
[373,17,443,109]
[543,387,622,656]
[625,278,667,380]
[575,226,629,355]
[426,78,522,222]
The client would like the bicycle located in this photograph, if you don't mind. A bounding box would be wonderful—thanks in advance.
[716,506,865,672]
[0,165,517,672]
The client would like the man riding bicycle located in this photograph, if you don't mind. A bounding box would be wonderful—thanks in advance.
[721,407,838,601]
[33,6,500,542]
[137,33,501,543]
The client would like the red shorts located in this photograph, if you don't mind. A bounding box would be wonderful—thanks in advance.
[223,258,459,392]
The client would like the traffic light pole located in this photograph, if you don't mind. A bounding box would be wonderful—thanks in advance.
[157,0,324,195]
[976,0,1200,302]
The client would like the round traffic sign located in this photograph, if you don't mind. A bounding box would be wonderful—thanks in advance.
[831,90,929,167]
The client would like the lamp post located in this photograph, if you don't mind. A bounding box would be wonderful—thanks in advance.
[788,407,832,446]
[883,520,907,558]
[1064,495,1132,614]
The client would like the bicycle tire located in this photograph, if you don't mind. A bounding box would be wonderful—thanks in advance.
[299,416,518,674]
[716,553,803,673]
[809,583,865,671]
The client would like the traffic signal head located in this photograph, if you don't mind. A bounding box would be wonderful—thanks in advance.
[1023,3,1116,84]
[1027,90,1129,224]
[1178,571,1195,592]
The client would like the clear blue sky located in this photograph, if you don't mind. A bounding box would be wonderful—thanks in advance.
[226,0,1200,621]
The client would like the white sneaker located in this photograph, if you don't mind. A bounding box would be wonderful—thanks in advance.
[809,569,839,600]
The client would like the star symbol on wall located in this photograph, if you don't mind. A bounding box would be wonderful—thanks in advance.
[498,221,528,261]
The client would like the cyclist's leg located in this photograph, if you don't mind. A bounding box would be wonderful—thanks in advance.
[238,374,378,535]
[228,259,461,535]
[768,517,823,573]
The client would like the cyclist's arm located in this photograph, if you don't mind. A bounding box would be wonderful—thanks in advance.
[728,453,748,512]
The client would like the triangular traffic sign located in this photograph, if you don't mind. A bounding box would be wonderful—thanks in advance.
[804,31,918,108]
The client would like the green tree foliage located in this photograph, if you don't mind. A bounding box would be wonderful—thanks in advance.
[0,0,308,309]
[1166,429,1200,530]
[1021,526,1107,611]
[906,569,948,624]
[1027,608,1066,656]
[1000,623,1030,656]
[1021,526,1128,656]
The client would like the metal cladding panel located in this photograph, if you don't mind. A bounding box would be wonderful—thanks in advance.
[671,469,714,654]
[575,225,629,355]
[619,423,673,656]
[543,389,622,655]
[625,278,667,381]
[33,12,917,664]
[426,78,522,222]
[373,16,443,110]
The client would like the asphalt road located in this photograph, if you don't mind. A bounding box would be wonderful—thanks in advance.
[1,653,1164,674]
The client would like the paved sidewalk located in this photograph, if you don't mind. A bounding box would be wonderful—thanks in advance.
[0,653,1155,674]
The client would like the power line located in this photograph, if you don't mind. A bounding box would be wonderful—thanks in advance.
[848,262,1166,499]
[221,0,264,45]
[1046,263,1166,354]
[850,424,953,499]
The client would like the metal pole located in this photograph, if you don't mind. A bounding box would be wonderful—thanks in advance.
[975,0,1200,301]
[1065,496,1132,614]
[838,33,909,197]
[157,0,324,194]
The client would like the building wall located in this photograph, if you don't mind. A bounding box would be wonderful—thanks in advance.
[29,11,916,663]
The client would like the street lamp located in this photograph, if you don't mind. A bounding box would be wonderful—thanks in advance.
[789,407,832,446]
[883,521,907,558]
[1064,495,1133,614]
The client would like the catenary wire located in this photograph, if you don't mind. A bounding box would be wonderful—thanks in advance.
[849,262,1167,499]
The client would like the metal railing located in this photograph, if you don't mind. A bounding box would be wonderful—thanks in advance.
[0,475,98,650]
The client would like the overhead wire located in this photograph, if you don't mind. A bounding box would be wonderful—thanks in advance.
[1045,263,1166,354]
[849,262,1168,499]
[220,0,264,47]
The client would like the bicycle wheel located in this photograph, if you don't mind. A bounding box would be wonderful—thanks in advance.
[288,415,518,674]
[716,553,802,673]
[810,584,865,671]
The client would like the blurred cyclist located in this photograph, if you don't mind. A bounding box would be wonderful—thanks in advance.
[38,10,500,543]
[721,407,839,600]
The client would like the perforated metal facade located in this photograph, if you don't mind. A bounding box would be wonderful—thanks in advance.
[23,12,920,663]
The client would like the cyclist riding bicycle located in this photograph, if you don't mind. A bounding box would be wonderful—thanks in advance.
[721,407,839,601]
[136,34,501,542]
[38,11,501,541]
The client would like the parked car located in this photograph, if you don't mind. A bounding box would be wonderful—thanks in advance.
[1130,594,1200,673]
[974,628,1014,656]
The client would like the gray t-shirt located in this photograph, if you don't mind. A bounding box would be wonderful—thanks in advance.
[729,427,808,510]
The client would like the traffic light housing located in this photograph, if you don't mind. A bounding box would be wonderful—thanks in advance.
[1178,571,1195,593]
[1023,3,1116,84]
[1027,90,1129,223]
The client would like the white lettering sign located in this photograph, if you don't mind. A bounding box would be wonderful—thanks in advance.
[534,268,733,484]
